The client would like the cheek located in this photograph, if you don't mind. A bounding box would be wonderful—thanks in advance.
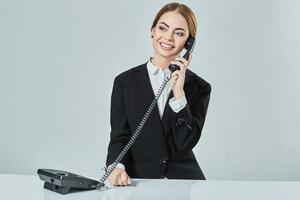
[177,38,188,48]
[153,28,165,40]
[151,37,160,51]
[153,32,163,41]
[176,40,185,49]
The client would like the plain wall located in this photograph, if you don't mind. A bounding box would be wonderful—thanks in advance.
[1,0,299,181]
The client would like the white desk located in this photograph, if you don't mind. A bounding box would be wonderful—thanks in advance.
[1,174,300,200]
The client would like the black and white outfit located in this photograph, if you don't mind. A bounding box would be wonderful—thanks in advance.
[106,59,211,179]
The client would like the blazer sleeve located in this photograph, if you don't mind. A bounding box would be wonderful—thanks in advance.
[106,76,131,167]
[170,82,211,153]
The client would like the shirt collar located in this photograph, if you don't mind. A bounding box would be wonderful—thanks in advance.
[147,58,171,76]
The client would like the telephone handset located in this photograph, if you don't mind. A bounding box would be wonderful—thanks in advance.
[168,36,196,72]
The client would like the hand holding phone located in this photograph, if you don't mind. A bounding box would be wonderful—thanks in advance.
[168,36,195,99]
[169,36,195,72]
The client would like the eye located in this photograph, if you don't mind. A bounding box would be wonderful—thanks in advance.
[175,32,185,37]
[159,26,167,32]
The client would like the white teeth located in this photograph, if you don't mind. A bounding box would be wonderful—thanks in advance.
[160,42,173,49]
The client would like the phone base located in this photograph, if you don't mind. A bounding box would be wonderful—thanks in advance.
[43,182,71,195]
[37,168,101,194]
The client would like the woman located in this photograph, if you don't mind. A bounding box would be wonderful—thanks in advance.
[106,2,211,186]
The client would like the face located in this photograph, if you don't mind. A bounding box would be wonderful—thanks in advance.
[151,11,190,60]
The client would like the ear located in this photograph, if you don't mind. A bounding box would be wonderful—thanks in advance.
[151,27,155,38]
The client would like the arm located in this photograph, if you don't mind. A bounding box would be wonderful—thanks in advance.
[106,76,131,186]
[169,82,211,153]
[106,76,131,167]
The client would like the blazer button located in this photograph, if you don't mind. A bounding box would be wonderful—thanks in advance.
[175,118,192,130]
[175,118,184,127]
[160,156,169,165]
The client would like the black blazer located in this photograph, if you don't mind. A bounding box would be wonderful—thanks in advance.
[106,63,211,179]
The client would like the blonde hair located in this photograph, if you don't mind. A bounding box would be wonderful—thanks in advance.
[151,3,197,37]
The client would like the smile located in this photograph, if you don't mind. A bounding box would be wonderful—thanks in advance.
[159,42,174,50]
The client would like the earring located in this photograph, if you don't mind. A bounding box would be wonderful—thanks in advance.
[151,35,153,38]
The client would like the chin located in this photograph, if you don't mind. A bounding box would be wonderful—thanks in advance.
[159,51,179,60]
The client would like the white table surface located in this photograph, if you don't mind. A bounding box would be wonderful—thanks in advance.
[1,174,300,200]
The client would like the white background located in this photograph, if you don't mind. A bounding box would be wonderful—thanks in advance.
[1,0,299,181]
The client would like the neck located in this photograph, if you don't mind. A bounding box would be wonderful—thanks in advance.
[151,53,177,70]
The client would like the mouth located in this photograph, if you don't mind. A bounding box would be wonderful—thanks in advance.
[159,42,175,50]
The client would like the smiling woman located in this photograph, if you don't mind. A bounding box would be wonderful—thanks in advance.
[105,2,211,186]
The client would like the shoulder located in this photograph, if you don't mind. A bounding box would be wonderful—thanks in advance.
[114,62,147,84]
[186,69,211,93]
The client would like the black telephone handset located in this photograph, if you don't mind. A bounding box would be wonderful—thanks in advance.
[169,36,196,73]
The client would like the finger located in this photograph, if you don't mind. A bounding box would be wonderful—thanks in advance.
[170,60,184,70]
[171,70,180,80]
[179,53,192,66]
[108,176,118,186]
[108,171,118,186]
[174,57,185,63]
[175,57,189,67]
[170,75,175,88]
[125,172,131,185]
[127,176,131,185]
[187,53,192,65]
[118,177,124,186]
[171,60,187,72]
[120,172,128,186]
[172,69,184,77]
[171,70,184,85]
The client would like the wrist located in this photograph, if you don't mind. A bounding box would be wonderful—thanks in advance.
[174,90,185,100]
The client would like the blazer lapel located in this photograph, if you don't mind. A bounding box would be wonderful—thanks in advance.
[161,91,174,136]
[134,64,156,107]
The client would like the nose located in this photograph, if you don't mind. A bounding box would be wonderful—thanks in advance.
[164,31,174,41]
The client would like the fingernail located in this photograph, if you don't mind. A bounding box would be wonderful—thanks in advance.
[128,179,131,184]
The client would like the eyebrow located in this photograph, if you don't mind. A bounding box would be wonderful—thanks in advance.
[159,22,186,32]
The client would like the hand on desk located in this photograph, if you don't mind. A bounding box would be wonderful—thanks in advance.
[108,168,131,186]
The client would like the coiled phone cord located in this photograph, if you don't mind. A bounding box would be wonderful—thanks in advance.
[98,74,172,189]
